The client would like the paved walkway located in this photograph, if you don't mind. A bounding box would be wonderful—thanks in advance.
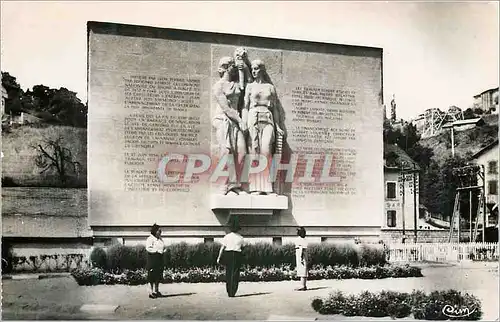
[2,262,498,320]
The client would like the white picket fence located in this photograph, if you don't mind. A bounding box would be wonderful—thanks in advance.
[386,242,499,262]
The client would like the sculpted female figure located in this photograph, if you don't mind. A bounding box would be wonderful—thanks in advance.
[244,59,284,195]
[212,56,248,195]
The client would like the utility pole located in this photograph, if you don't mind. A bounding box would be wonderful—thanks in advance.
[400,161,419,243]
[451,126,455,157]
[469,190,473,242]
[400,161,408,242]
[413,163,418,242]
[399,163,406,243]
[481,165,486,242]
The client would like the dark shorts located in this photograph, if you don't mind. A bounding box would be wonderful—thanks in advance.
[147,253,164,283]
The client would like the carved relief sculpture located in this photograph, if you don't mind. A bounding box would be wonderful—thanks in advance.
[213,49,286,196]
[244,59,284,195]
[212,57,248,195]
[233,47,253,91]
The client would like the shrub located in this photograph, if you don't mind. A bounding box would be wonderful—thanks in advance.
[242,242,296,268]
[377,290,412,318]
[128,245,148,270]
[106,244,146,272]
[164,242,189,269]
[163,242,223,269]
[185,242,220,268]
[125,269,148,285]
[387,302,412,319]
[71,268,105,286]
[313,289,482,320]
[1,176,17,187]
[94,242,387,272]
[316,290,348,315]
[311,298,323,313]
[412,290,482,320]
[307,243,359,268]
[357,244,387,267]
[1,241,14,274]
[342,294,360,316]
[89,247,107,269]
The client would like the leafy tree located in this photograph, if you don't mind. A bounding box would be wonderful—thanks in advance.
[33,137,82,186]
[420,155,479,222]
[1,72,24,115]
[407,144,434,170]
[25,85,55,112]
[2,71,87,128]
[48,88,87,127]
[383,120,434,170]
[1,72,23,98]
[473,108,484,115]
[463,108,476,120]
[420,160,443,217]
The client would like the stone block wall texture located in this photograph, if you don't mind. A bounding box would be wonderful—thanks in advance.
[2,188,90,238]
[1,125,87,187]
[87,22,384,234]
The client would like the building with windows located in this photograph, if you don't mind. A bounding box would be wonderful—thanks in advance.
[382,144,424,242]
[470,139,499,227]
[473,87,499,114]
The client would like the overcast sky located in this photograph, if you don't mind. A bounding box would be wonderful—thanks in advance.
[1,1,498,120]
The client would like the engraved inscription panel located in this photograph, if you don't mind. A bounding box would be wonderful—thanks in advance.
[88,27,383,228]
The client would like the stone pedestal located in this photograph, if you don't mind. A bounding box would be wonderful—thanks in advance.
[211,194,288,215]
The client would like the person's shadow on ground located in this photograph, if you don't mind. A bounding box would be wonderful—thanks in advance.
[236,292,271,298]
[156,292,196,298]
[305,287,329,291]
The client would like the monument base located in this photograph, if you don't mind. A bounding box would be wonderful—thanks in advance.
[229,209,275,216]
[89,225,383,245]
[211,194,288,215]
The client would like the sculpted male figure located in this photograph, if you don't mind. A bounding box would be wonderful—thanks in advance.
[212,57,248,195]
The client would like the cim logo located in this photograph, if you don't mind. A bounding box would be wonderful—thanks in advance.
[442,304,477,318]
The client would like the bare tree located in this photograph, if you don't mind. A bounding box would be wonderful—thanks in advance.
[33,137,81,185]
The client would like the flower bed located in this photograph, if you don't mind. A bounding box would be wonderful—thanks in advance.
[90,242,387,271]
[71,264,422,286]
[312,289,482,320]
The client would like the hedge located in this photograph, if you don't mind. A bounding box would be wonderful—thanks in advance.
[89,242,387,272]
[312,289,482,320]
[71,263,421,286]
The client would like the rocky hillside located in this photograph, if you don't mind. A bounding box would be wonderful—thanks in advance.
[420,114,498,164]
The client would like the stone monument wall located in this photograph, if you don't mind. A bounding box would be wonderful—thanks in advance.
[87,22,383,239]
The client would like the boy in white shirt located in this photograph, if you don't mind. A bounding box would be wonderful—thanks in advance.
[217,217,244,297]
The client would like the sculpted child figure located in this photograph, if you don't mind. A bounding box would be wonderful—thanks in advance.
[212,56,248,195]
[243,59,284,195]
[233,47,253,91]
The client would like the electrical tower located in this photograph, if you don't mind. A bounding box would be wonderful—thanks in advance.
[421,106,464,139]
[447,105,464,122]
[448,164,487,243]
